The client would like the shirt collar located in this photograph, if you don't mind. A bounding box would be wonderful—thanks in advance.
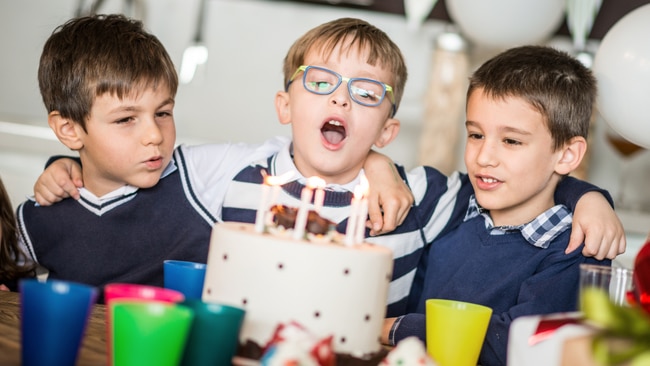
[464,195,573,249]
[271,142,362,193]
[78,159,177,203]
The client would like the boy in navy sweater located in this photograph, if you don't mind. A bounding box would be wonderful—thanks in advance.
[384,45,611,366]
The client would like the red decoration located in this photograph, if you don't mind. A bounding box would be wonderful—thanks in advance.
[633,237,650,314]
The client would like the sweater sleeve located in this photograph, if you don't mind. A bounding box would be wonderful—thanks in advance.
[44,155,80,169]
[553,176,614,212]
[392,313,426,345]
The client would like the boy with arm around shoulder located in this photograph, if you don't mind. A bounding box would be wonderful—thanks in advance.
[385,45,612,366]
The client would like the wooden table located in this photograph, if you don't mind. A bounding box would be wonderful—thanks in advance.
[0,290,107,365]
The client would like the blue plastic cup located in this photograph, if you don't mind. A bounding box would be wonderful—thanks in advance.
[20,279,98,366]
[163,260,207,300]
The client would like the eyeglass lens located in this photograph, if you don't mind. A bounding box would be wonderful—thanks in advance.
[303,67,386,106]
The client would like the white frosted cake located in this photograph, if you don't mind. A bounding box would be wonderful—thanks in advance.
[202,221,394,359]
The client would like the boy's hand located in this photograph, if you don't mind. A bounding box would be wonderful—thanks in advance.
[381,317,397,345]
[364,151,414,236]
[0,284,9,291]
[566,191,626,260]
[366,183,413,236]
[33,158,84,206]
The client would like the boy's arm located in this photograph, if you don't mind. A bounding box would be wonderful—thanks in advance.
[31,135,291,207]
[33,157,83,205]
[570,191,626,259]
[554,176,626,260]
[363,150,414,236]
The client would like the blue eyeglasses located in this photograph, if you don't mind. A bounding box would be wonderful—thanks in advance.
[286,65,396,116]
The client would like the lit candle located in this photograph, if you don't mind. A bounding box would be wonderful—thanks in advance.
[255,171,270,233]
[263,171,295,227]
[293,184,313,240]
[309,176,326,213]
[345,185,362,246]
[355,174,370,243]
[267,173,289,207]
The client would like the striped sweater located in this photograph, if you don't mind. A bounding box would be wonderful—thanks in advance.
[221,144,472,317]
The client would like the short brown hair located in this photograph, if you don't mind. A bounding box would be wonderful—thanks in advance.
[0,177,35,285]
[282,18,408,114]
[38,14,178,131]
[468,45,596,150]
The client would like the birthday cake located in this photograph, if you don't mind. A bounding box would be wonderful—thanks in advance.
[202,213,393,362]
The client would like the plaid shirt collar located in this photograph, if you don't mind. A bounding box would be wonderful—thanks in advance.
[463,195,573,249]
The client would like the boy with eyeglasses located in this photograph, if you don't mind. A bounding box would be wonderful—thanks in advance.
[33,18,625,314]
[14,14,415,293]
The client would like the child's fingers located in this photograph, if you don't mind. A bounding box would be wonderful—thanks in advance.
[367,195,385,236]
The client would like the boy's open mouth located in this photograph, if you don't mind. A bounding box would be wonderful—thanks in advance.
[321,120,347,145]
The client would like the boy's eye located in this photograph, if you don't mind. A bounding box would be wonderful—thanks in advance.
[306,81,333,92]
[155,111,172,118]
[115,116,134,124]
[504,138,522,145]
[468,133,483,140]
[351,86,379,102]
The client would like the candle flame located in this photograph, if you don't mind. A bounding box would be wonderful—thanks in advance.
[353,185,364,199]
[265,171,295,186]
[359,173,369,196]
[306,176,326,189]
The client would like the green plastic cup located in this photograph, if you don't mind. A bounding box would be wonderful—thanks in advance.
[104,283,185,366]
[111,301,194,366]
[426,299,492,366]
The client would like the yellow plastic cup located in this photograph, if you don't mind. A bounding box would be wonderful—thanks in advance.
[426,299,492,366]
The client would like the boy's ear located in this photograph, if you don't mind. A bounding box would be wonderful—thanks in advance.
[48,111,84,151]
[275,91,292,125]
[555,136,587,175]
[374,117,400,148]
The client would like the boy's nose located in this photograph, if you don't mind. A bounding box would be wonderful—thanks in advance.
[329,86,351,109]
[142,120,164,145]
[476,142,499,166]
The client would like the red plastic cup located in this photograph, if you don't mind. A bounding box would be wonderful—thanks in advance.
[105,283,185,304]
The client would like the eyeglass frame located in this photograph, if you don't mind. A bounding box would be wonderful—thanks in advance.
[285,65,397,117]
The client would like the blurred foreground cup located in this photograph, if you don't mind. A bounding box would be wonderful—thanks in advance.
[164,260,207,300]
[104,283,185,365]
[579,263,634,308]
[179,299,246,366]
[112,301,194,366]
[426,298,492,366]
[20,279,98,366]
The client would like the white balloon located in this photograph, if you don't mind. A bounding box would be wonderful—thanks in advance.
[593,4,650,149]
[445,0,566,49]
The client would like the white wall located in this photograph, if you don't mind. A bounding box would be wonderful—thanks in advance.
[1,0,648,249]
[0,0,447,203]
